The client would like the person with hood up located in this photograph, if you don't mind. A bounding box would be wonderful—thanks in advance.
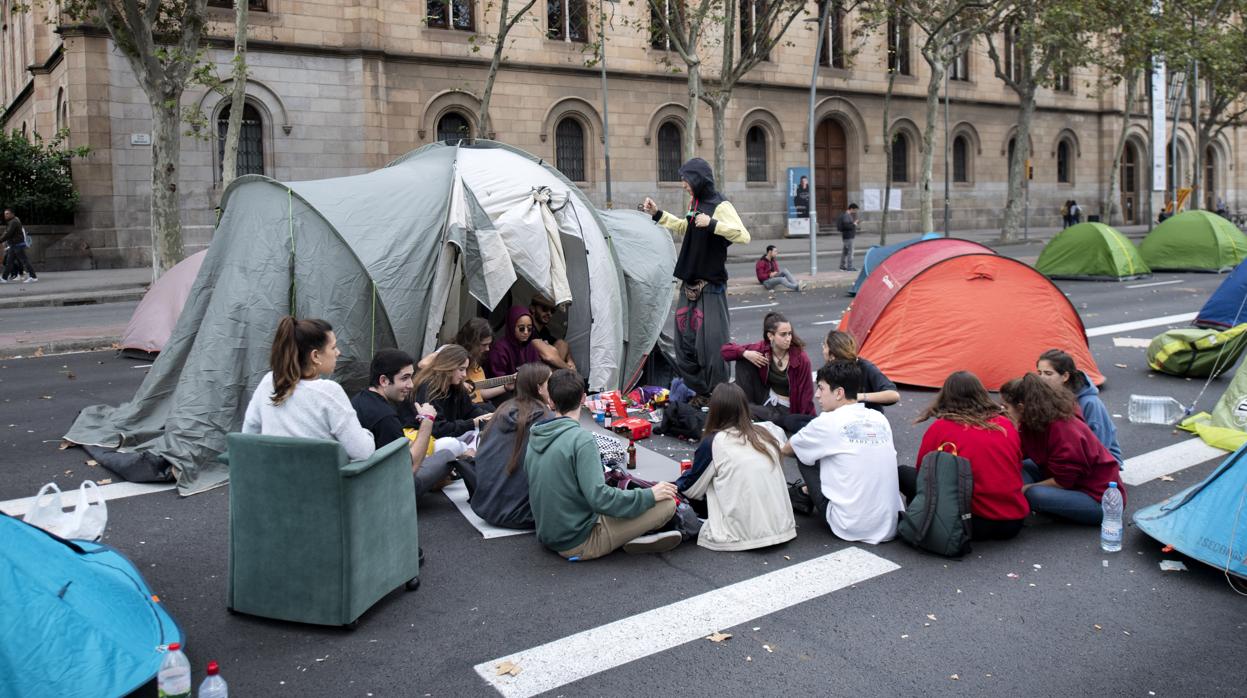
[469,362,552,529]
[1035,349,1122,464]
[526,369,682,559]
[642,158,750,397]
[488,306,544,384]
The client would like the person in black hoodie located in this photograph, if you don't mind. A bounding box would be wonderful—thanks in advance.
[469,362,552,529]
[642,158,750,397]
[411,344,494,439]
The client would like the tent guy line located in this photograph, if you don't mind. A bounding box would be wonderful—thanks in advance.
[1084,312,1198,337]
[473,547,900,698]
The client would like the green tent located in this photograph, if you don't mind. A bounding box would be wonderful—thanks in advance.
[1139,210,1247,272]
[64,141,676,495]
[1181,352,1247,452]
[1035,222,1151,280]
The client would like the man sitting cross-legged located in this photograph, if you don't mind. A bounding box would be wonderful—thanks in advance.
[351,348,455,498]
[526,369,682,559]
[781,360,904,545]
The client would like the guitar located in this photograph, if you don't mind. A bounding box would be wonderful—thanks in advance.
[469,373,518,391]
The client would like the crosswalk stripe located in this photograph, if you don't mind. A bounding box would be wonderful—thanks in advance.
[1121,438,1225,486]
[1085,312,1196,337]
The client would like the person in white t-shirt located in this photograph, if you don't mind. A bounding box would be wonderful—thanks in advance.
[782,361,903,544]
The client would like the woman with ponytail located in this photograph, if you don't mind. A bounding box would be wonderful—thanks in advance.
[720,311,814,421]
[242,316,376,460]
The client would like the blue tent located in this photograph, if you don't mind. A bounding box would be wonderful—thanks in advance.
[1133,445,1247,580]
[848,232,941,296]
[1196,258,1247,329]
[0,513,183,697]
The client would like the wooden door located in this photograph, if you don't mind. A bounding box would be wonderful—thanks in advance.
[815,118,848,229]
[1120,144,1138,225]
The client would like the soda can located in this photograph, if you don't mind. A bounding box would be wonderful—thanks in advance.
[679,458,693,473]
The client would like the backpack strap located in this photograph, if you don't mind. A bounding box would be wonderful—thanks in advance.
[957,455,974,538]
[914,454,941,540]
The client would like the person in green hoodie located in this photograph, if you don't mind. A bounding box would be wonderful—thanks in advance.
[526,369,682,559]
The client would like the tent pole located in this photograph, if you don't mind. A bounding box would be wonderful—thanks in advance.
[599,0,613,209]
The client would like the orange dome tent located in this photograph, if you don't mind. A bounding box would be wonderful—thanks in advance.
[840,251,1102,390]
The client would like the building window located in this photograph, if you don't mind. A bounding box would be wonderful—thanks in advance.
[890,132,908,183]
[650,0,679,50]
[656,121,683,182]
[745,125,767,182]
[949,49,969,81]
[887,15,911,76]
[819,2,847,69]
[1057,140,1072,183]
[555,117,586,181]
[55,88,66,133]
[1003,22,1023,83]
[1054,69,1071,93]
[437,111,472,143]
[740,0,771,61]
[428,0,475,31]
[207,0,268,9]
[952,135,969,183]
[217,102,265,180]
[548,0,588,42]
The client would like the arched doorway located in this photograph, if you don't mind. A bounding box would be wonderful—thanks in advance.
[1120,142,1140,225]
[1205,145,1217,210]
[814,118,849,228]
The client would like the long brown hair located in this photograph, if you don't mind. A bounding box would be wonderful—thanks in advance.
[702,383,781,461]
[455,317,494,370]
[763,311,805,350]
[269,316,333,405]
[916,371,1004,431]
[824,330,858,361]
[487,362,553,475]
[1000,373,1075,434]
[1038,348,1090,392]
[413,344,471,402]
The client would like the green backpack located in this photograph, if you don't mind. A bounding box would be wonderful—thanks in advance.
[898,444,974,558]
[1146,324,1247,378]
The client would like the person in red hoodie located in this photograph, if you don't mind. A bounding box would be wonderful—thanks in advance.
[755,245,802,292]
[720,312,814,422]
[900,371,1029,540]
[1000,374,1125,526]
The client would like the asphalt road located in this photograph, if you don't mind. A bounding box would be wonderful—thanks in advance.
[3,269,1246,697]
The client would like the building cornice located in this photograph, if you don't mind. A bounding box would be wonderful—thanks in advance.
[28,45,65,76]
[1,81,35,128]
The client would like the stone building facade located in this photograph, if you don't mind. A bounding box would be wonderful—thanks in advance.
[1,0,1242,269]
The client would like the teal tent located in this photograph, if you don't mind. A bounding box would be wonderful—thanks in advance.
[0,513,183,697]
[848,232,940,296]
[65,141,676,494]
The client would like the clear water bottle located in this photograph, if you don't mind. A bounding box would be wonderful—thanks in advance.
[1100,482,1123,553]
[1127,395,1185,425]
[157,642,191,698]
[198,661,228,698]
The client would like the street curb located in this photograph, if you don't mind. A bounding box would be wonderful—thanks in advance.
[728,275,855,297]
[0,289,146,310]
[0,337,120,360]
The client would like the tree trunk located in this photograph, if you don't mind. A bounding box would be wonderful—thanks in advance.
[221,0,250,190]
[1102,72,1138,226]
[919,57,944,234]
[710,99,727,189]
[685,63,702,163]
[880,67,899,244]
[478,0,511,138]
[1001,89,1036,241]
[149,95,187,277]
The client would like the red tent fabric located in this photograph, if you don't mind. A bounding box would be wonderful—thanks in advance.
[120,250,207,355]
[839,253,1103,390]
[843,238,995,344]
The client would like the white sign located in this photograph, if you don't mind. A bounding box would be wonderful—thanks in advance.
[862,188,881,212]
[130,133,151,146]
[1151,59,1167,191]
[786,217,811,237]
[889,188,902,211]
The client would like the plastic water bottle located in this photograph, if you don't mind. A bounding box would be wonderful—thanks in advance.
[157,643,191,698]
[1100,482,1123,553]
[1128,395,1185,425]
[198,661,228,698]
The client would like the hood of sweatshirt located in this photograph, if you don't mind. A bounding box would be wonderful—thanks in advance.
[527,416,580,456]
[1075,371,1100,399]
[678,158,724,208]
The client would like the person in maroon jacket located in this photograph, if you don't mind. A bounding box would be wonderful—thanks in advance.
[901,371,1029,540]
[1000,374,1125,526]
[755,245,802,292]
[720,312,814,422]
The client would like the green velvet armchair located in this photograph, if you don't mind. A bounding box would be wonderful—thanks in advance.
[223,433,420,627]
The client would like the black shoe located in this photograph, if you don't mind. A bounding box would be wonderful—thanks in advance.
[419,547,425,567]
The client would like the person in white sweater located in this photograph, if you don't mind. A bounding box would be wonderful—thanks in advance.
[242,316,376,461]
[682,383,797,551]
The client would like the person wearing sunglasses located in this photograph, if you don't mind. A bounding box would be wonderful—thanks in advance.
[489,306,544,387]
[529,295,577,371]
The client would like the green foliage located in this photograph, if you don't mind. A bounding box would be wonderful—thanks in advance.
[0,129,89,225]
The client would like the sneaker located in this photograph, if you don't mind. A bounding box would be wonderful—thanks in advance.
[0,277,7,284]
[622,530,682,554]
[23,276,37,283]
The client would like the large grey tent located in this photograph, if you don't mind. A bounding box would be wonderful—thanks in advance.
[65,141,676,495]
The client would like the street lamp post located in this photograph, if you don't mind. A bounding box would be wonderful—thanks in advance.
[599,0,613,208]
[943,66,951,236]
[806,1,830,276]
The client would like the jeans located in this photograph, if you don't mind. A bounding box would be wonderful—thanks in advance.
[840,236,855,269]
[1022,461,1102,526]
[897,465,1024,540]
[762,269,800,291]
[415,450,458,498]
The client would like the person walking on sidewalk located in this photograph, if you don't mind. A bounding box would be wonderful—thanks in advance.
[836,203,859,271]
[2,208,37,283]
[756,245,802,292]
[643,158,750,399]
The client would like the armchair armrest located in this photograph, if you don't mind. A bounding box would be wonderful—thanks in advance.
[217,451,230,466]
[340,437,410,478]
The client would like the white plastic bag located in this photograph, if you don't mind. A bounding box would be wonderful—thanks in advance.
[23,481,108,541]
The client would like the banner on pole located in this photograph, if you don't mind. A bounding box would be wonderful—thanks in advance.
[1151,58,1167,191]
[786,167,811,237]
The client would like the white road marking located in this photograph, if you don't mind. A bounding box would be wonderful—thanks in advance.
[1121,438,1225,486]
[1126,279,1184,289]
[812,318,843,326]
[1112,337,1153,348]
[728,302,779,312]
[474,547,900,698]
[1085,312,1196,337]
[0,481,176,518]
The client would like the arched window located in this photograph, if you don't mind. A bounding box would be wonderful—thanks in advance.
[952,135,969,183]
[1056,140,1072,183]
[555,117,586,182]
[745,125,767,182]
[217,102,265,180]
[55,88,66,133]
[1007,137,1017,174]
[890,132,909,183]
[656,121,683,182]
[437,111,472,143]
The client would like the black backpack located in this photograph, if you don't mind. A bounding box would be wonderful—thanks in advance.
[655,401,707,441]
[898,444,974,557]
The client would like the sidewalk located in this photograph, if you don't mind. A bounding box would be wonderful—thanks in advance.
[0,267,151,310]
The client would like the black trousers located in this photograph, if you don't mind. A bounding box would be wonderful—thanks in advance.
[3,246,34,279]
[896,465,1024,541]
[733,358,791,424]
